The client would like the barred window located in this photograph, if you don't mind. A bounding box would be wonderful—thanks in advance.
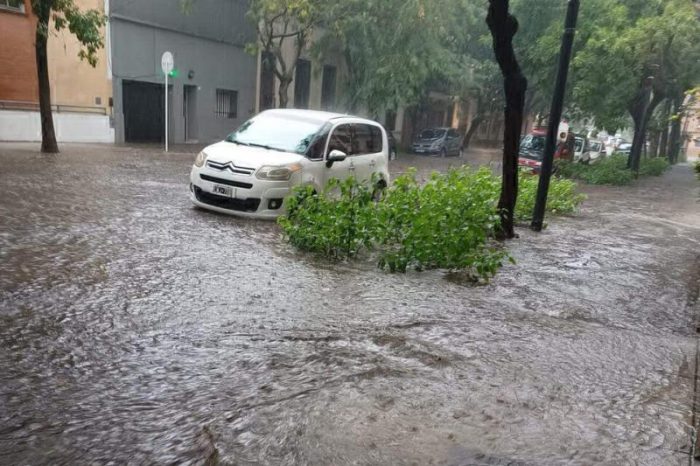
[215,89,238,119]
[0,0,24,11]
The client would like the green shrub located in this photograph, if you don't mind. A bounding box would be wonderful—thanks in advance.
[556,155,633,185]
[279,166,586,279]
[279,178,377,259]
[375,167,505,275]
[557,154,670,185]
[638,157,670,176]
[516,173,586,222]
[695,160,700,180]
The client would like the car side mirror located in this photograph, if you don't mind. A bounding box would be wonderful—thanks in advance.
[326,149,347,168]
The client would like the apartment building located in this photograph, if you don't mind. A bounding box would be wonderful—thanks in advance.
[0,0,113,142]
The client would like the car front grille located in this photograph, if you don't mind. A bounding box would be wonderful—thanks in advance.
[193,186,261,212]
[206,160,255,176]
[199,174,253,189]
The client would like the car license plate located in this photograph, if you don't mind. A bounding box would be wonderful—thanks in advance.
[211,184,235,198]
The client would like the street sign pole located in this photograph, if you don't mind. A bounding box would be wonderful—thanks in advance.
[165,71,168,152]
[530,0,580,232]
[161,51,174,153]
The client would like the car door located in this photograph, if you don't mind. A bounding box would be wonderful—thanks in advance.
[321,123,353,187]
[447,129,459,155]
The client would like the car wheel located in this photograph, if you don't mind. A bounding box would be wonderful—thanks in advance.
[440,147,447,158]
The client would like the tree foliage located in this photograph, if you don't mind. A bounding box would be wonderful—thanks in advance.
[572,0,700,132]
[318,0,472,114]
[245,0,324,108]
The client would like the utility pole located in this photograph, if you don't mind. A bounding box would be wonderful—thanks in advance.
[531,0,580,232]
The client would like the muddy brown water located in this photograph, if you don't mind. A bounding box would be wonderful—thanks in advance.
[1,143,699,465]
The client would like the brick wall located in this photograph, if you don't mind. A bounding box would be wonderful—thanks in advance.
[0,0,38,103]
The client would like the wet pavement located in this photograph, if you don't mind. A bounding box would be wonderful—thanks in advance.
[1,142,699,465]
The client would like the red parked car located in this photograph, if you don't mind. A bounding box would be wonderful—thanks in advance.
[518,130,569,174]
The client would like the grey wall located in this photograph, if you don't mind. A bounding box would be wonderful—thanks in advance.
[110,0,257,144]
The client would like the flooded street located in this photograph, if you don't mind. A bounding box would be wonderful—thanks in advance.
[1,143,699,465]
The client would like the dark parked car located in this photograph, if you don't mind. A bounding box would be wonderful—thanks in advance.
[411,127,462,157]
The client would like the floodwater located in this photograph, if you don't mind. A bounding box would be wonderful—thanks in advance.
[1,143,699,465]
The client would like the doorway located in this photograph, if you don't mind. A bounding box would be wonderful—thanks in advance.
[123,80,166,143]
[184,84,198,142]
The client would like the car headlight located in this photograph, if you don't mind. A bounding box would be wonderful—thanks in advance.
[256,163,302,181]
[194,151,207,167]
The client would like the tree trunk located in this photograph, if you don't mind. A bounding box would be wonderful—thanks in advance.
[278,77,291,108]
[628,80,661,174]
[486,0,527,240]
[463,114,485,149]
[35,6,59,154]
[668,93,683,164]
[658,99,671,157]
[649,129,659,157]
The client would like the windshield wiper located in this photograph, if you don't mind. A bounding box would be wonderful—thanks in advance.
[225,138,250,146]
[246,143,286,152]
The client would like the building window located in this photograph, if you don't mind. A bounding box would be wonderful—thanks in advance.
[321,65,336,110]
[0,0,24,12]
[215,89,238,119]
[294,59,311,109]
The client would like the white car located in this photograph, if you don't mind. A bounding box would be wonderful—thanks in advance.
[189,109,390,219]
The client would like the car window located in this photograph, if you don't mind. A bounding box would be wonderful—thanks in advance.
[353,124,383,155]
[305,123,331,160]
[370,125,383,152]
[522,135,544,151]
[328,124,352,155]
[419,129,445,139]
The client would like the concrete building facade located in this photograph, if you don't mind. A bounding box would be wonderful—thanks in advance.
[109,0,257,144]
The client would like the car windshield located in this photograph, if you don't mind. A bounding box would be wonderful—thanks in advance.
[520,135,545,152]
[418,129,445,140]
[225,114,326,155]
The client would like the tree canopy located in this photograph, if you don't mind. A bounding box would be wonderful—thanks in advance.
[234,0,699,162]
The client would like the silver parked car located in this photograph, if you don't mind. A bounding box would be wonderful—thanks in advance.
[411,127,463,157]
